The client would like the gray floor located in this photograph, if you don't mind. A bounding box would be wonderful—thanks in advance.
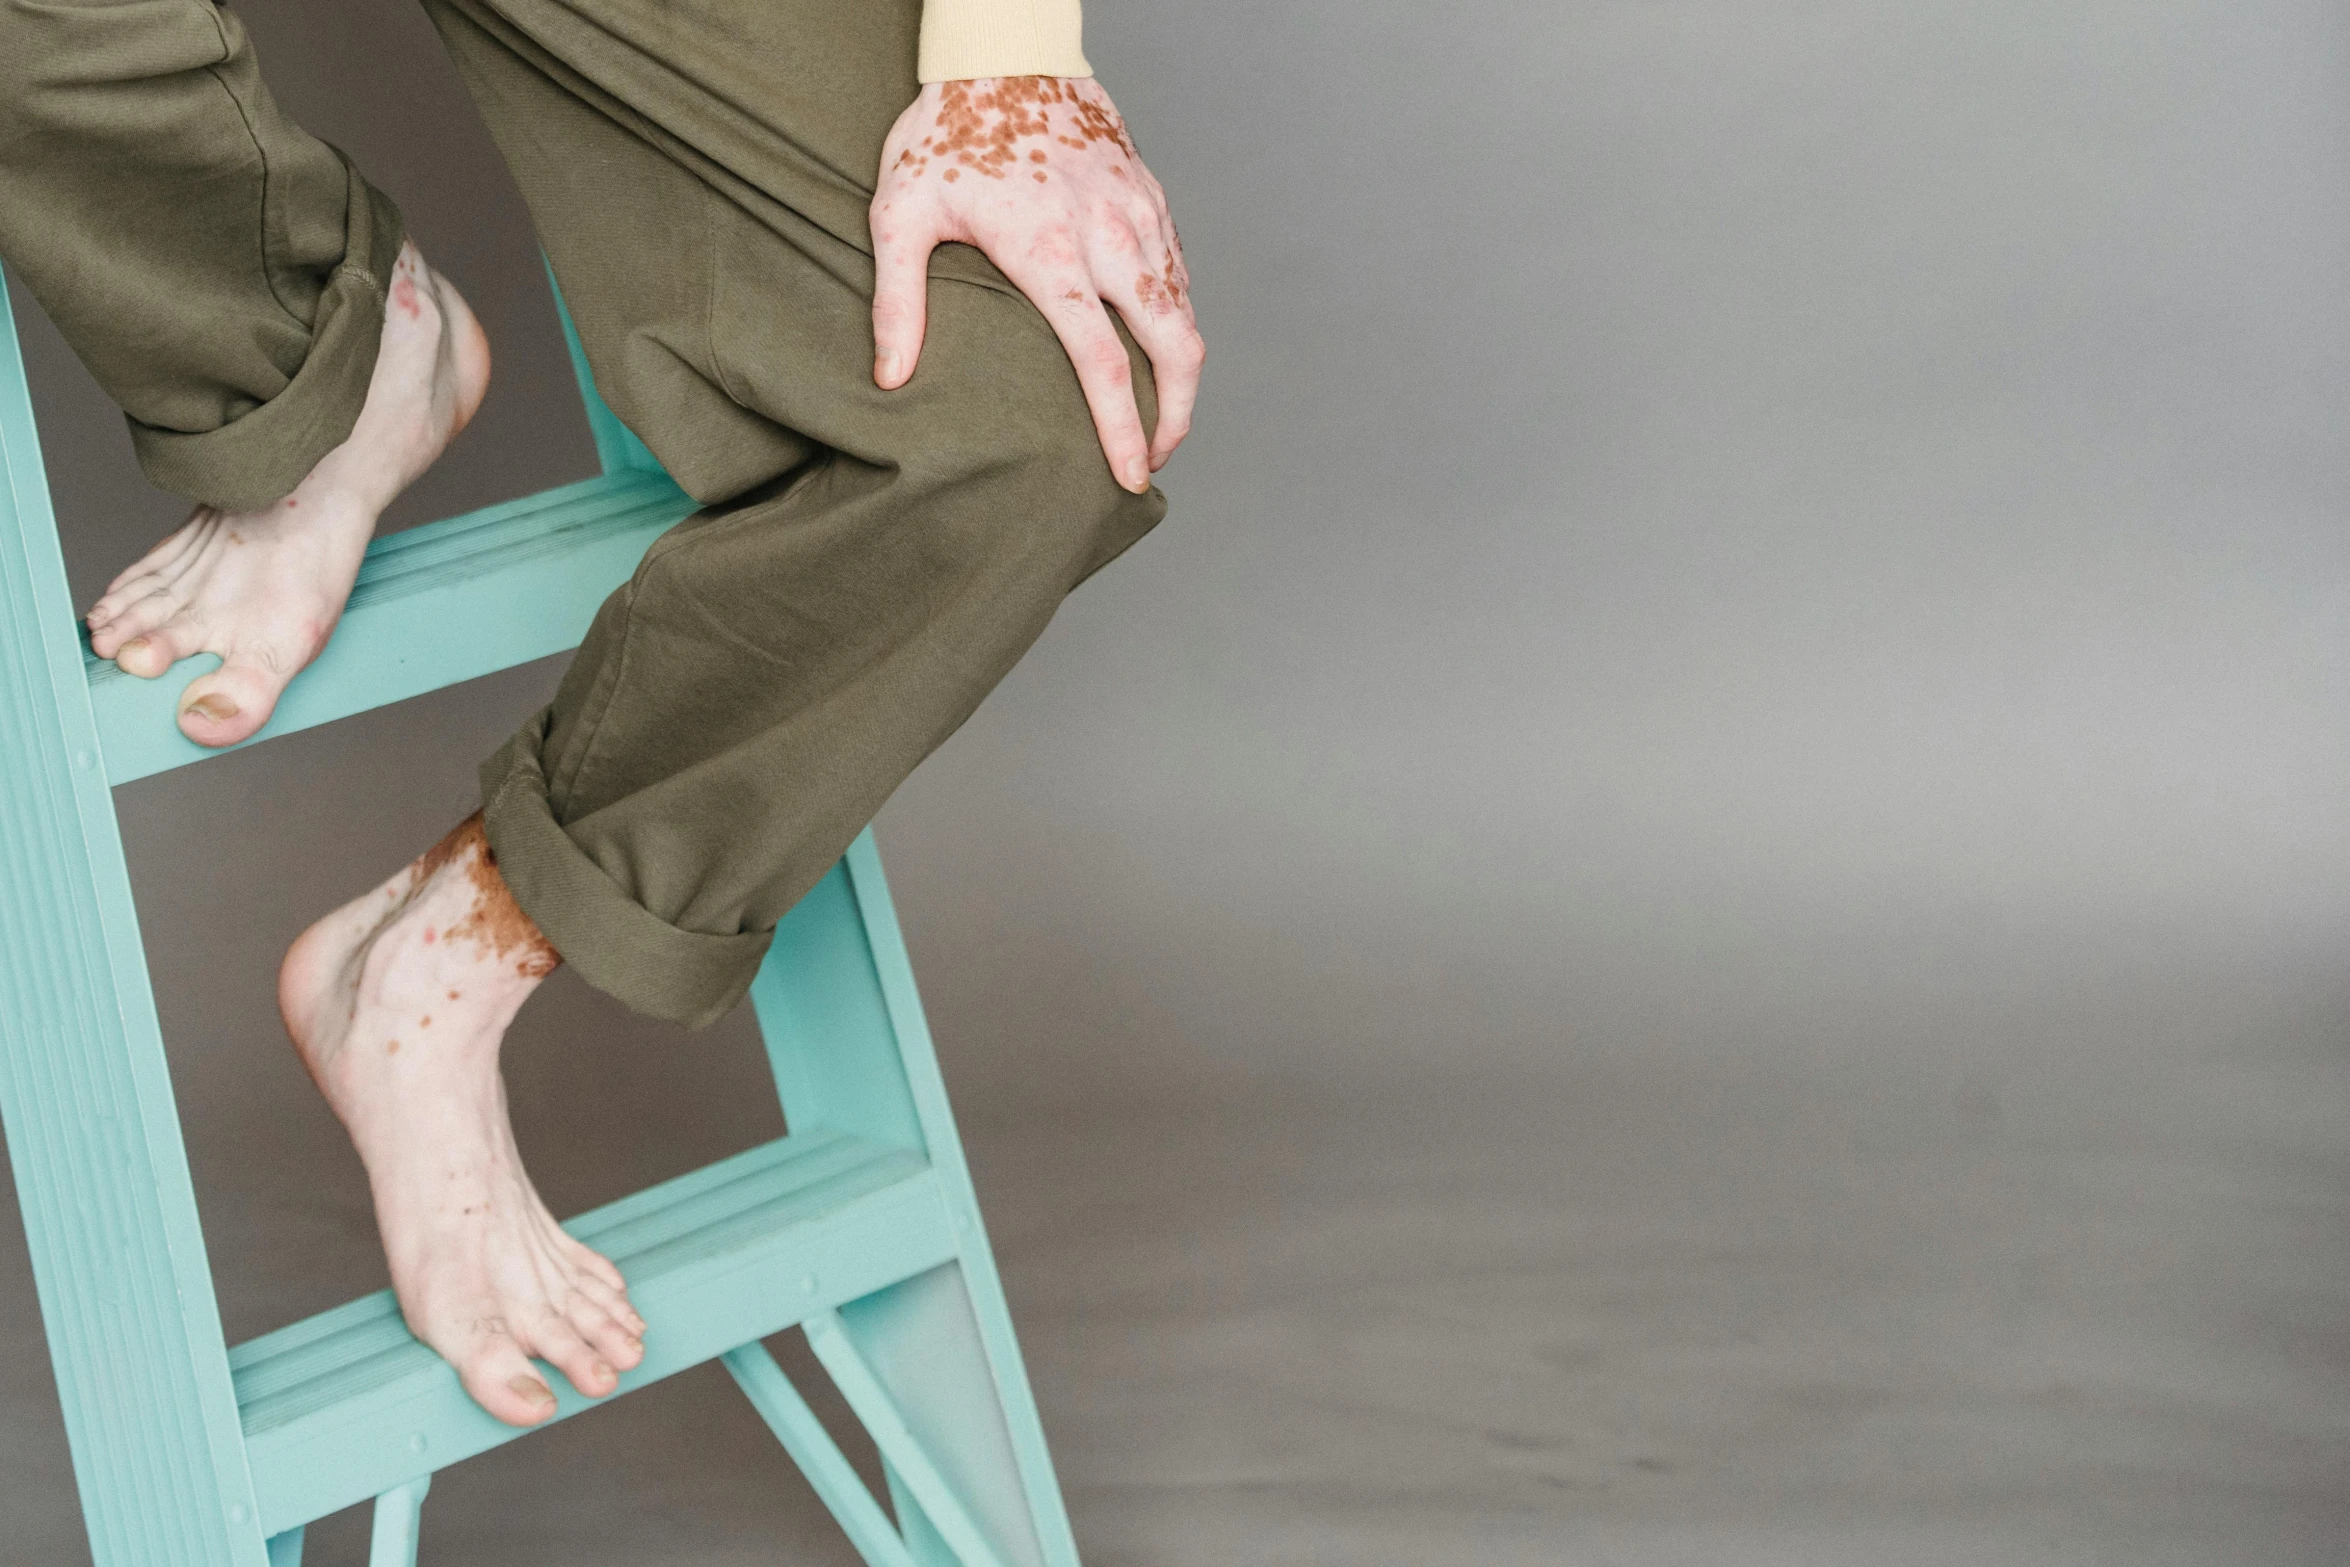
[4,858,2345,1565]
[7,0,2350,1559]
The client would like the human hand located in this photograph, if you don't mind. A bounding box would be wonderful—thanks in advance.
[870,77,1202,493]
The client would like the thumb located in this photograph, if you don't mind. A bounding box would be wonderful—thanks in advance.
[870,205,938,389]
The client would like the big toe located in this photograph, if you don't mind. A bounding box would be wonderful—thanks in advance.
[454,1332,560,1428]
[176,657,289,747]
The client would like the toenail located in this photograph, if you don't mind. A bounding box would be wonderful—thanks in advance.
[593,1360,615,1382]
[184,694,239,721]
[120,637,149,658]
[509,1374,555,1409]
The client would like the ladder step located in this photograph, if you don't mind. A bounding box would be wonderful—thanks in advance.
[89,469,695,785]
[228,1128,953,1535]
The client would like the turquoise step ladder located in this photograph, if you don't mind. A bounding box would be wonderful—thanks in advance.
[0,265,1085,1567]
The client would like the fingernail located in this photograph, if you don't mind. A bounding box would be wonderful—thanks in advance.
[184,694,239,722]
[1123,458,1150,492]
[876,350,902,384]
[509,1374,555,1410]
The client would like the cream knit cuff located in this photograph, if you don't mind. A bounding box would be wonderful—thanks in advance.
[918,0,1091,83]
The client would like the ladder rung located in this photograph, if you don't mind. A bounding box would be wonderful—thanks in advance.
[228,1128,952,1536]
[88,469,695,785]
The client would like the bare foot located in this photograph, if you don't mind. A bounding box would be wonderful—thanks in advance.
[87,241,491,747]
[279,814,645,1426]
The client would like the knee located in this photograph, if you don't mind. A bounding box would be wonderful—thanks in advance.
[906,291,1169,588]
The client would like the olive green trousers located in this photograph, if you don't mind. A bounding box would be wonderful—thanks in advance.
[0,0,1166,1027]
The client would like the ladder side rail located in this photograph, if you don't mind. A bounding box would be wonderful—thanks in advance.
[747,837,1079,1567]
[545,263,665,478]
[0,270,270,1565]
[839,837,1084,1567]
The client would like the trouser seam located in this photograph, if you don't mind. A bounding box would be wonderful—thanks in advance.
[200,60,311,334]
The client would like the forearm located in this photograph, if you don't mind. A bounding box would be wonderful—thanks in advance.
[918,0,1089,83]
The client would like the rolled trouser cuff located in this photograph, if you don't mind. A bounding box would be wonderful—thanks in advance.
[481,710,772,1029]
[129,154,405,511]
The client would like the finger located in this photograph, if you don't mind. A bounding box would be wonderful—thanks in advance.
[1003,261,1152,493]
[1092,239,1203,470]
[870,199,940,390]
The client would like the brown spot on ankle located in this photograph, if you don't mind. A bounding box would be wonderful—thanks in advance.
[418,1015,431,1028]
[419,813,561,977]
[447,989,461,1000]
[385,1039,400,1055]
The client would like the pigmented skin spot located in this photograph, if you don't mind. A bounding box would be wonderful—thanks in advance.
[415,813,561,979]
[386,1039,400,1056]
[915,77,1135,188]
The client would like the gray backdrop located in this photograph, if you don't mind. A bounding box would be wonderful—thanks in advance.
[4,1,2346,1562]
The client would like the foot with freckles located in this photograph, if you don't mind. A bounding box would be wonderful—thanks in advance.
[86,240,490,748]
[279,813,646,1426]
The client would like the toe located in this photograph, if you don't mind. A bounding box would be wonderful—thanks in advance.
[453,1328,559,1427]
[560,1234,632,1299]
[101,513,208,598]
[528,1305,619,1399]
[566,1288,645,1373]
[114,615,203,679]
[572,1268,648,1339]
[89,587,180,657]
[176,652,292,747]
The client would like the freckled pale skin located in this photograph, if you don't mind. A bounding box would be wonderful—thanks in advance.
[280,815,647,1427]
[83,242,489,748]
[870,76,1204,492]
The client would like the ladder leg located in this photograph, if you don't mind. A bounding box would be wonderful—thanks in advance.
[0,274,268,1566]
[805,1304,1016,1567]
[749,837,1082,1567]
[367,1476,430,1567]
[724,1342,920,1567]
[264,1528,303,1567]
